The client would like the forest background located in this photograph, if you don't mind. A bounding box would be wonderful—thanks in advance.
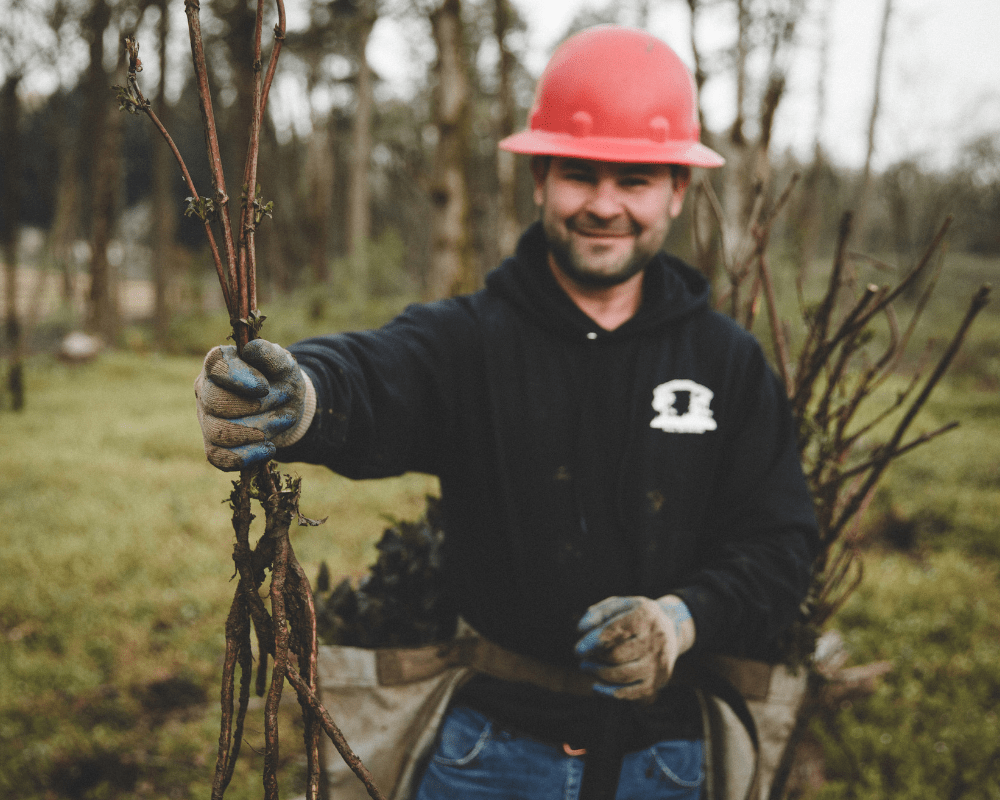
[0,0,998,797]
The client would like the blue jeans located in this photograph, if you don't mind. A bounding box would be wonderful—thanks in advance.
[414,705,704,800]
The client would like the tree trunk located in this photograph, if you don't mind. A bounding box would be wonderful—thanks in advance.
[715,0,803,280]
[855,0,894,243]
[685,0,711,150]
[721,0,753,249]
[494,0,519,259]
[348,13,376,303]
[83,0,121,342]
[152,0,177,347]
[684,0,722,283]
[426,0,476,300]
[302,118,334,287]
[1,76,24,410]
[257,119,287,299]
[793,0,833,285]
[730,0,749,149]
[88,103,124,342]
[48,92,81,309]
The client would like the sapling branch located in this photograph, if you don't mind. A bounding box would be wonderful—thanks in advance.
[114,35,233,314]
[694,178,730,290]
[115,5,383,798]
[838,421,961,483]
[889,251,944,367]
[286,664,390,800]
[697,173,990,767]
[837,363,922,453]
[183,0,240,329]
[262,494,292,800]
[790,212,853,424]
[828,284,991,540]
[846,216,953,338]
[758,249,792,393]
[721,192,986,800]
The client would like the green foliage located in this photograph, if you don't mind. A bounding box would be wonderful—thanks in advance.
[183,194,216,223]
[316,496,456,648]
[810,552,1000,800]
[328,228,415,299]
[112,83,145,115]
[242,183,273,227]
[235,307,267,337]
[863,378,1000,559]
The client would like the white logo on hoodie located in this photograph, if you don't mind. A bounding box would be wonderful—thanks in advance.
[650,379,717,434]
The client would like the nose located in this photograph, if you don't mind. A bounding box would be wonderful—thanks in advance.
[583,177,624,219]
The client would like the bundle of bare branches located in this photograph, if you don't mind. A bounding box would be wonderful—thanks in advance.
[114,3,385,798]
[692,175,990,798]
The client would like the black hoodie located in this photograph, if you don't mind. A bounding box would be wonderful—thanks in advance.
[280,222,818,741]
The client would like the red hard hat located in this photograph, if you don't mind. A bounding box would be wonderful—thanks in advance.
[499,25,723,168]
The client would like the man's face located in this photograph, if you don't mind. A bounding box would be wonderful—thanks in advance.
[532,157,689,289]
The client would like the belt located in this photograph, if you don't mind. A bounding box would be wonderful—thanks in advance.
[371,627,776,704]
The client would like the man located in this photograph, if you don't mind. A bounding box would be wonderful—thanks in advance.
[195,25,818,800]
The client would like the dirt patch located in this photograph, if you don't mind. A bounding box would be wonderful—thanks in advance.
[136,675,208,713]
[49,752,140,799]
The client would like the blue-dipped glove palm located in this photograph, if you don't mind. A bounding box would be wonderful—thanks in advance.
[574,595,696,702]
[194,339,315,471]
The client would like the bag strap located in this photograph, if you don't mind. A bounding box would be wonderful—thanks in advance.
[372,628,776,713]
[373,633,594,696]
[692,666,760,752]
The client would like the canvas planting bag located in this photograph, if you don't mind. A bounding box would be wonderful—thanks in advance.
[316,641,471,800]
[313,625,804,800]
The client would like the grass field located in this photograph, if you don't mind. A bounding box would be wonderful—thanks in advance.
[1,267,997,797]
[0,350,437,799]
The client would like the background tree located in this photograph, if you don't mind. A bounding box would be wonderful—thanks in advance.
[424,0,476,298]
[345,0,378,303]
[722,0,806,240]
[853,0,894,241]
[150,0,179,346]
[82,0,134,341]
[787,0,833,287]
[1,0,76,406]
[493,0,520,259]
[1,74,25,410]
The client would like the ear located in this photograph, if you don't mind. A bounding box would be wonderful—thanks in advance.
[669,167,691,219]
[530,156,550,206]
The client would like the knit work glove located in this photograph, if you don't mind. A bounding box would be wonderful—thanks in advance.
[574,595,696,702]
[194,339,316,471]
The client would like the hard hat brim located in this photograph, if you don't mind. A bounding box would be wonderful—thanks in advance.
[498,129,725,168]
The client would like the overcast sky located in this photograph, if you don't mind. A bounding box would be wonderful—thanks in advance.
[7,0,998,173]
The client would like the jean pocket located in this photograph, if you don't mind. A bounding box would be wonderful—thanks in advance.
[432,706,494,767]
[648,739,704,790]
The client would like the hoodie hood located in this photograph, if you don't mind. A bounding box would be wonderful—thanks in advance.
[485,221,711,340]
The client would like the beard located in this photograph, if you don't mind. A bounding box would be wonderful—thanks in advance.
[543,215,661,289]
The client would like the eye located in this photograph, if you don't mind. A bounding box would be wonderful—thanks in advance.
[619,172,655,188]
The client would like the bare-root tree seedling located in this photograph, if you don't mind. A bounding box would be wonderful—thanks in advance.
[114,4,386,798]
[693,175,990,799]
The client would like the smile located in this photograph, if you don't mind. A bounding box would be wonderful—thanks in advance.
[570,223,635,239]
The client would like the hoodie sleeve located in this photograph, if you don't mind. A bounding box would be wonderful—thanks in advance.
[274,299,477,479]
[674,338,819,659]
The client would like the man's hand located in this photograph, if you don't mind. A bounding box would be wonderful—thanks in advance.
[574,595,696,702]
[194,339,315,471]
